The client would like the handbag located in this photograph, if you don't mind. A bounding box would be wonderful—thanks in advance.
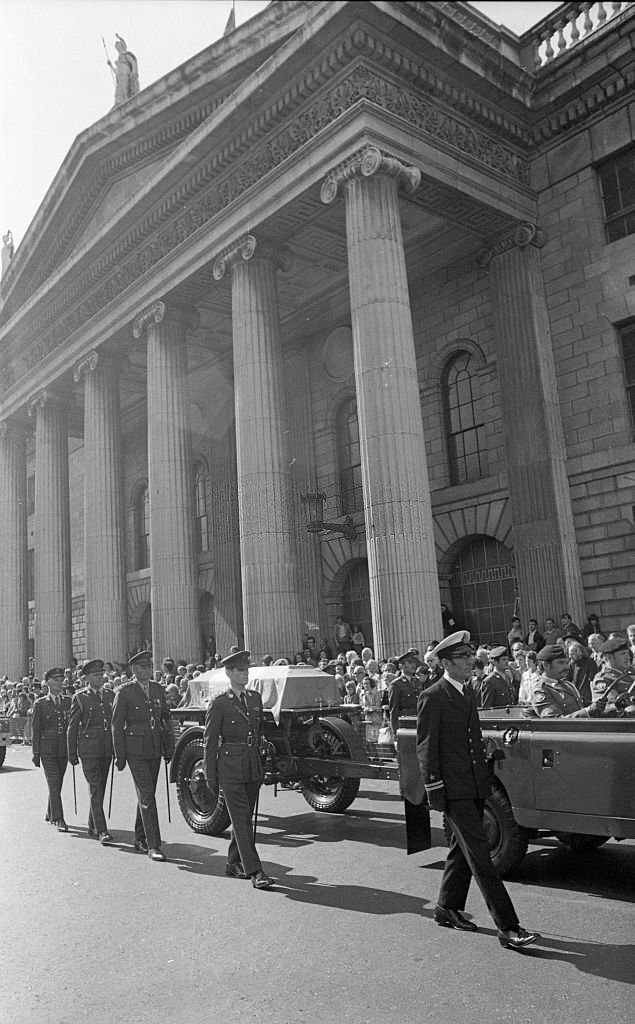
[377,715,394,745]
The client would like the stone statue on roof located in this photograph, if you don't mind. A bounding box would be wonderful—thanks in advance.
[1,230,14,279]
[107,35,140,107]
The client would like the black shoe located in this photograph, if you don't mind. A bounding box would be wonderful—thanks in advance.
[498,927,539,950]
[225,863,248,879]
[148,848,166,862]
[433,907,478,931]
[134,839,148,853]
[251,870,276,890]
[56,820,69,833]
[98,832,113,845]
[87,824,95,837]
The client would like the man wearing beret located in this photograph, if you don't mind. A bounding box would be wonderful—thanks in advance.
[32,667,72,832]
[203,651,275,889]
[531,645,607,718]
[67,659,114,843]
[417,631,538,949]
[590,636,635,716]
[477,646,516,709]
[112,651,174,861]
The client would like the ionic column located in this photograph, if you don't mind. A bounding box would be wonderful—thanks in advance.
[321,146,441,657]
[29,391,72,673]
[480,223,585,621]
[213,236,303,660]
[133,301,200,663]
[0,421,28,677]
[74,351,127,662]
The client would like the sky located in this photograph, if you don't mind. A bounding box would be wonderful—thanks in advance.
[0,0,561,252]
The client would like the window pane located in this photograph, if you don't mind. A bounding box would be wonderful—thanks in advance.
[337,398,363,514]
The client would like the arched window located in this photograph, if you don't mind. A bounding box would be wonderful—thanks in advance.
[135,484,150,570]
[442,351,487,485]
[193,463,209,553]
[336,397,363,515]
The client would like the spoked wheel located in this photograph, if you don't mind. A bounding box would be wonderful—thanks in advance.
[300,721,360,813]
[174,736,231,835]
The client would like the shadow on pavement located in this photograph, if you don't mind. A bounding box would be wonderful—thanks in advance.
[0,763,32,773]
[501,934,635,985]
[504,841,635,903]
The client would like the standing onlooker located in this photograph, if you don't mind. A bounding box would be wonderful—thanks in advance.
[351,624,365,655]
[523,618,545,653]
[581,613,605,645]
[506,617,523,651]
[560,613,581,640]
[334,616,352,654]
[416,631,538,948]
[542,618,560,646]
[565,638,598,705]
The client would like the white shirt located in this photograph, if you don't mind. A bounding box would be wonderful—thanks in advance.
[443,671,465,696]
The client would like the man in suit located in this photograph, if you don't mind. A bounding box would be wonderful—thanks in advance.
[203,650,275,889]
[417,631,538,949]
[67,658,114,844]
[32,667,72,832]
[523,618,545,653]
[112,651,174,861]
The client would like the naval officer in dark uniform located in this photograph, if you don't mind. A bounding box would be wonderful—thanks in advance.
[32,667,72,832]
[67,658,114,844]
[203,650,276,889]
[112,650,174,861]
[417,631,538,949]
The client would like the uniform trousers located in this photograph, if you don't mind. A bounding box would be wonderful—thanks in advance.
[128,757,162,849]
[223,780,262,876]
[41,753,67,823]
[81,756,111,834]
[439,798,519,932]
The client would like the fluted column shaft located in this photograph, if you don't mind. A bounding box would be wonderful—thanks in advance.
[32,394,72,673]
[488,230,585,622]
[0,423,28,676]
[77,353,127,662]
[143,305,200,663]
[339,159,441,656]
[226,245,303,659]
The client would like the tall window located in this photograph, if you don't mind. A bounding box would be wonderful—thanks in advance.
[193,463,209,553]
[598,147,635,242]
[337,397,363,514]
[135,485,150,570]
[443,351,487,485]
[620,320,635,435]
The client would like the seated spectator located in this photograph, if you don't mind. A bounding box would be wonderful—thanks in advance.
[531,645,606,718]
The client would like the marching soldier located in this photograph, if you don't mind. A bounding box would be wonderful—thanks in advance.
[32,667,72,832]
[591,635,635,716]
[203,650,276,889]
[112,651,174,862]
[67,659,114,844]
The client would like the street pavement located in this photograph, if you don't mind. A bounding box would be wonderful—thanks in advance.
[1,741,633,1024]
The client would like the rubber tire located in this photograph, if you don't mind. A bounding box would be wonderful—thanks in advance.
[174,736,231,835]
[553,831,610,852]
[300,721,360,814]
[442,783,529,877]
[0,745,5,768]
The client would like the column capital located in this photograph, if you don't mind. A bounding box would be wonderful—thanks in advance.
[476,221,547,269]
[27,388,66,418]
[320,145,421,205]
[72,351,100,384]
[0,417,28,441]
[132,301,200,339]
[73,349,124,383]
[212,235,291,281]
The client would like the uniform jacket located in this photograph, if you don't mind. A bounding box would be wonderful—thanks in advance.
[111,679,174,763]
[591,665,635,713]
[478,670,516,709]
[531,675,589,718]
[416,676,490,801]
[388,674,421,737]
[67,686,114,761]
[203,688,265,790]
[32,694,72,759]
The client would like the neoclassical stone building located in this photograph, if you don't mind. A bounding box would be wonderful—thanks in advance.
[1,1,634,674]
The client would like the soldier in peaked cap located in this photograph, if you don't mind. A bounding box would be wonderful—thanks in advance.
[203,651,276,889]
[32,668,72,832]
[590,636,635,716]
[67,659,114,844]
[388,650,423,743]
[531,644,607,719]
[416,630,539,949]
[477,645,516,709]
[111,651,174,861]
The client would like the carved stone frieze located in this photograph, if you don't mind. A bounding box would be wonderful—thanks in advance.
[320,145,421,204]
[476,221,547,268]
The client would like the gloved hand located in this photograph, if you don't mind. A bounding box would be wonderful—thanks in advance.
[425,783,447,813]
[587,697,607,718]
[32,754,40,768]
[115,758,126,771]
[163,754,171,765]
